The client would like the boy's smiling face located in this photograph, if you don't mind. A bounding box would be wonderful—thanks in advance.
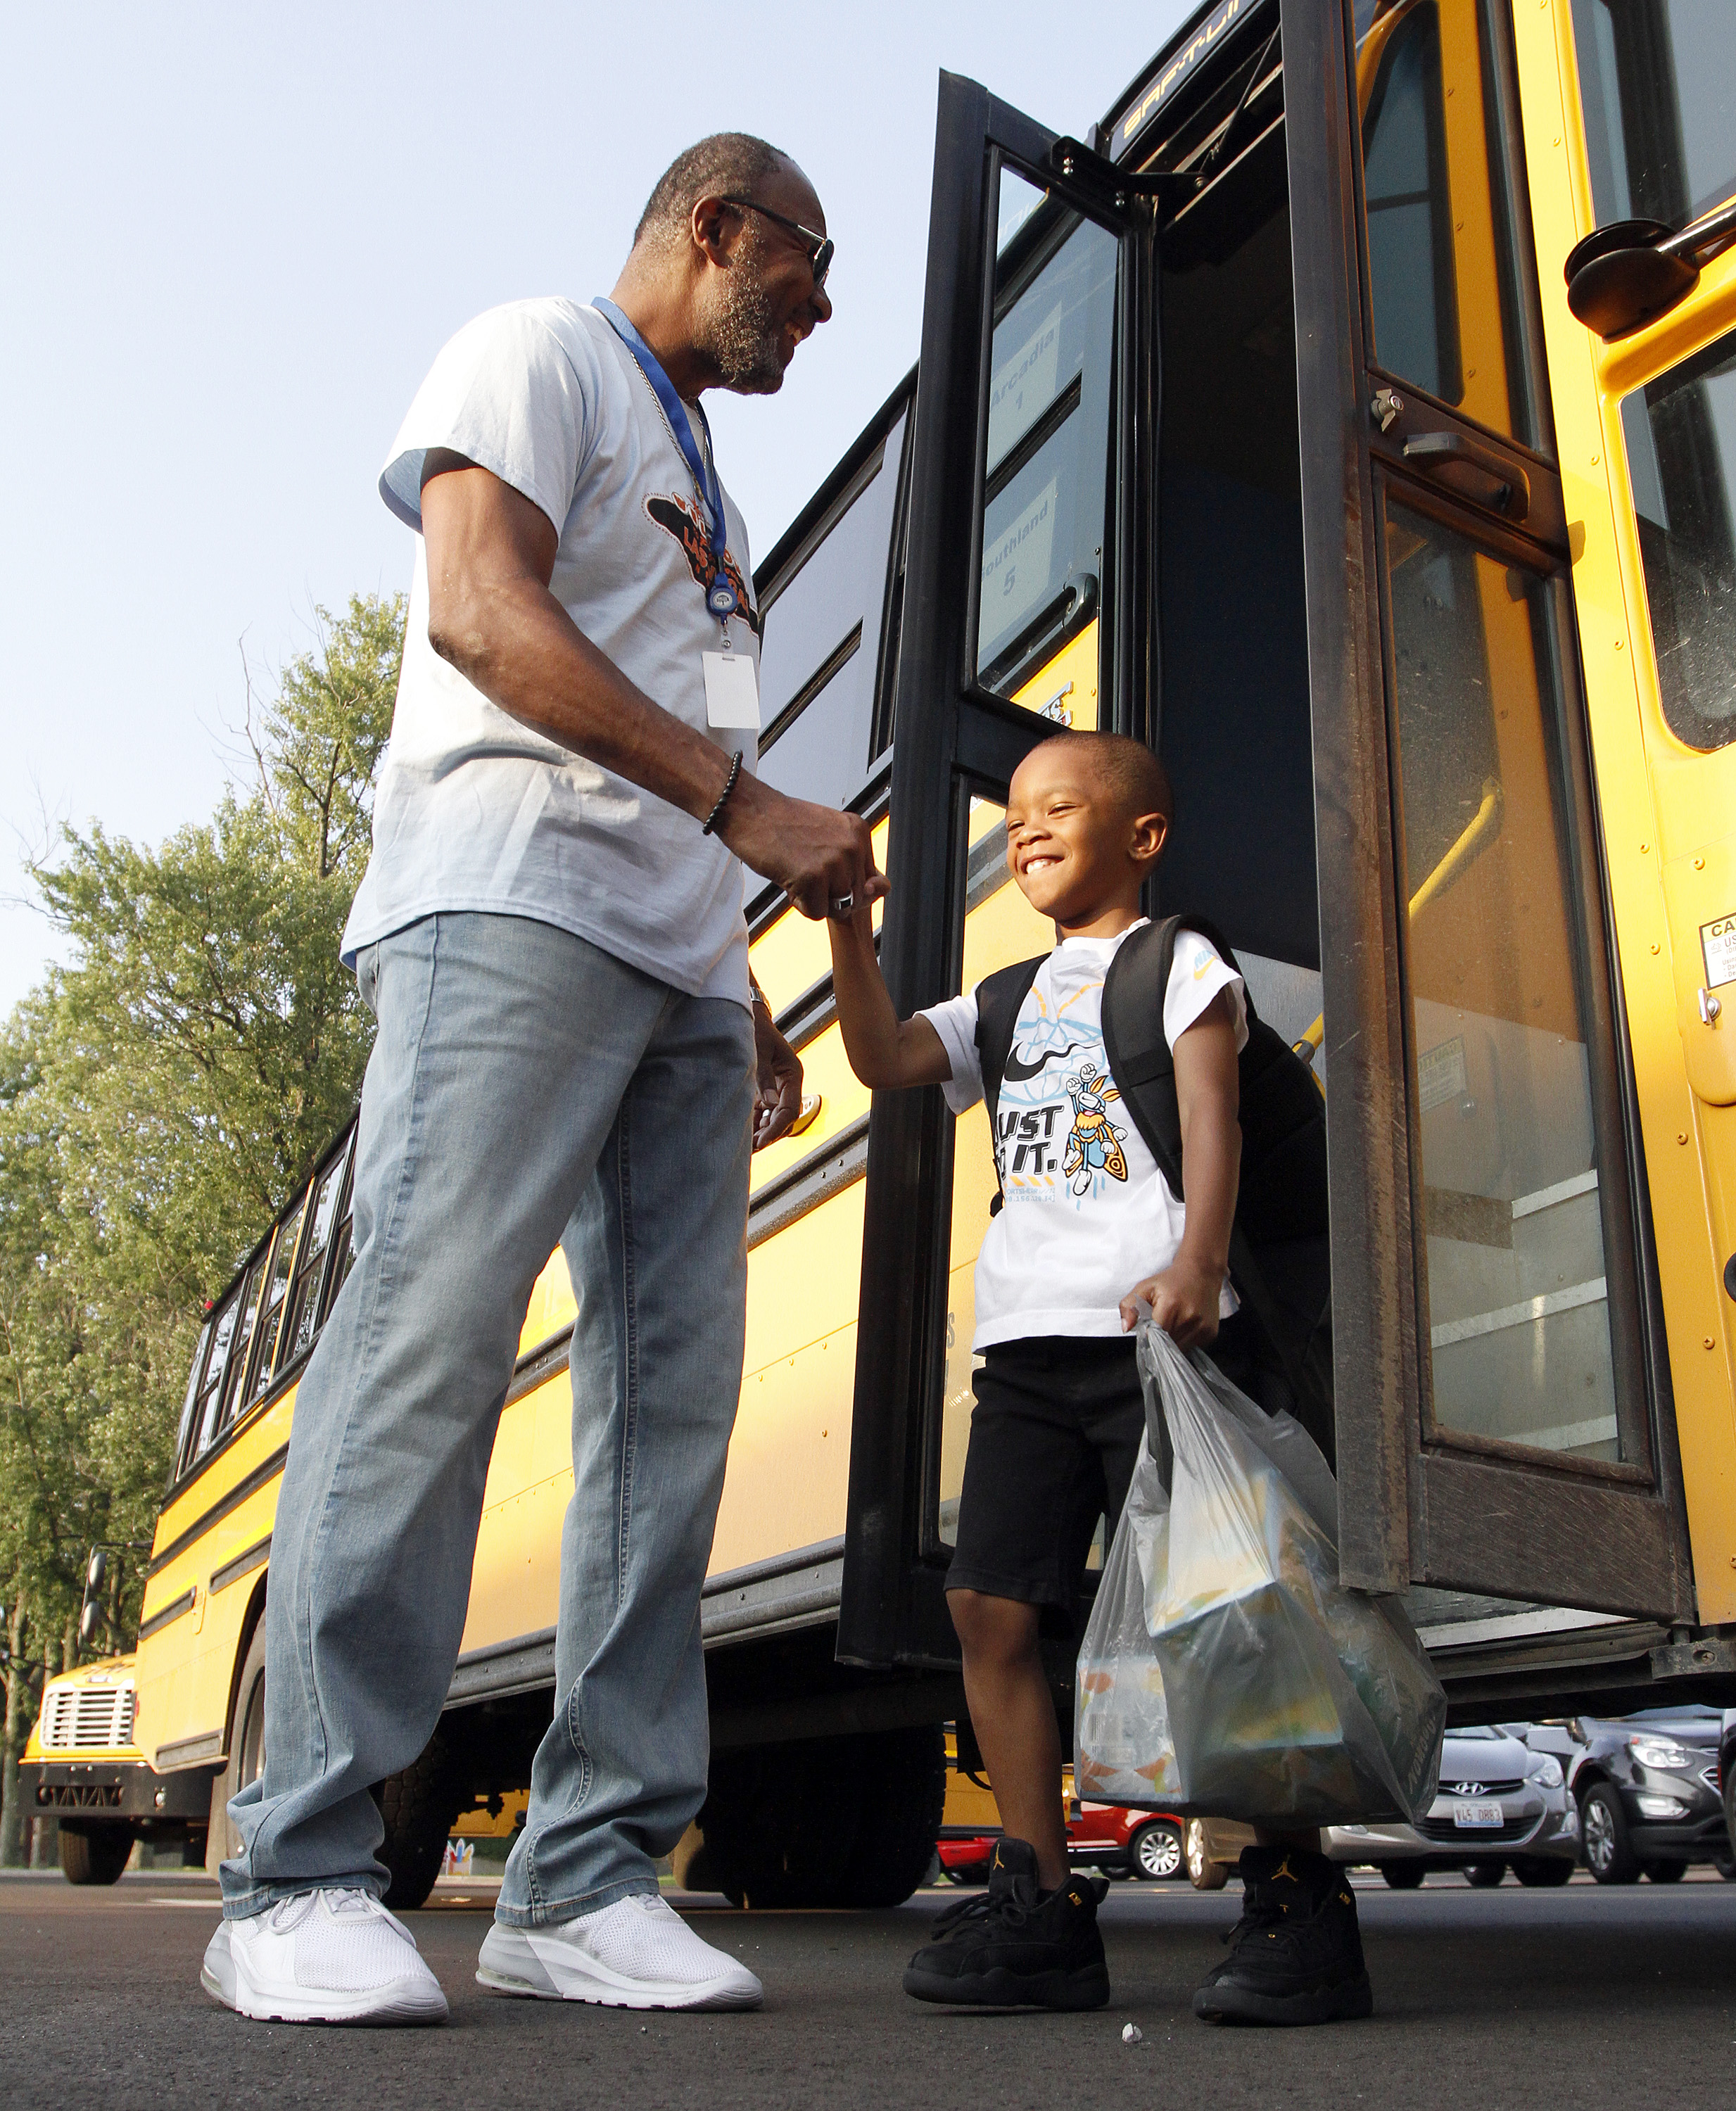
[1004,740,1168,934]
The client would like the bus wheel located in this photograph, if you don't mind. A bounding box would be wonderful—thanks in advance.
[839,1725,946,1908]
[59,1822,134,1885]
[699,1726,946,1910]
[210,1620,272,1872]
[374,1728,467,1913]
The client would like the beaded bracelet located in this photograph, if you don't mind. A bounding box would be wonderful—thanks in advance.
[702,749,744,837]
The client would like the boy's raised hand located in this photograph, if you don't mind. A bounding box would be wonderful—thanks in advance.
[1120,1258,1224,1348]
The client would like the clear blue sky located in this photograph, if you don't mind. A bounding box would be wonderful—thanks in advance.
[0,1,1192,1017]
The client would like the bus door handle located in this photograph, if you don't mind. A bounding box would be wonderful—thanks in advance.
[1400,430,1531,521]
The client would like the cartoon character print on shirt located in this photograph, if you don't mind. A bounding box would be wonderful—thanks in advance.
[1059,1062,1128,1196]
[993,989,1128,1209]
[644,493,763,639]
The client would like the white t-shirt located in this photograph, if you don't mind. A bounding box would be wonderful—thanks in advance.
[920,922,1248,1349]
[342,298,759,1004]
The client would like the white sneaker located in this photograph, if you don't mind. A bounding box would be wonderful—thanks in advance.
[476,1893,762,2011]
[201,1888,449,2024]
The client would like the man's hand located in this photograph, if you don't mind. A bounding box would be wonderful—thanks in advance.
[1120,1258,1224,1348]
[752,1002,804,1150]
[721,775,886,923]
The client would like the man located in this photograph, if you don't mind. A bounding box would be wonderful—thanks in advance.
[201,134,878,2025]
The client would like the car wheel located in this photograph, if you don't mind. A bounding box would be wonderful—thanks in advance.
[1640,1858,1685,1883]
[1130,1820,1184,1882]
[1512,1855,1573,1888]
[1712,1852,1736,1882]
[58,1822,134,1886]
[1381,1861,1426,1889]
[1464,1860,1507,1889]
[1186,1820,1229,1891]
[1580,1782,1640,1884]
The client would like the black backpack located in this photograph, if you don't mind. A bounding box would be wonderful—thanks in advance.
[972,915,1334,1462]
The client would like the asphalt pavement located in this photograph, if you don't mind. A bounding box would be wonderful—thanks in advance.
[4,1865,1733,2110]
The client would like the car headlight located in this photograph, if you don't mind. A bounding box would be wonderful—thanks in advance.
[1628,1735,1694,1772]
[1528,1754,1564,1789]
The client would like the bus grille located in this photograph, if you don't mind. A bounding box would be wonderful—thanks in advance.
[39,1681,137,1751]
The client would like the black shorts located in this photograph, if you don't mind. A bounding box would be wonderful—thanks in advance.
[946,1334,1145,1637]
[946,1317,1270,1636]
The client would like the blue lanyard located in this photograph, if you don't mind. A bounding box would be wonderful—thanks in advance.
[593,296,740,623]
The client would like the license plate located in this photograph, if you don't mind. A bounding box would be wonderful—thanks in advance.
[1453,1800,1504,1830]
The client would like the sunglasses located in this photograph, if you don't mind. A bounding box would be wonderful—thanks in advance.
[719,197,834,292]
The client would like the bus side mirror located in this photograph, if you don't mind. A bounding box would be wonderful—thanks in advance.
[87,1549,108,1595]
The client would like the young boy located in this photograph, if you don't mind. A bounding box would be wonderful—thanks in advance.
[827,728,1369,2025]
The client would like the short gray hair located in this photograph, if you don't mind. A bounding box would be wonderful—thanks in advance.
[633,133,788,252]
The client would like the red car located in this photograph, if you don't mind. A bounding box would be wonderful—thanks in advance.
[937,1801,1185,1883]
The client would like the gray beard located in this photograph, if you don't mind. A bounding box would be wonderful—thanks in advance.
[705,236,786,395]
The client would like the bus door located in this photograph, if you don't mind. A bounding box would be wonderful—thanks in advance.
[838,72,1154,1667]
[1281,0,1692,1616]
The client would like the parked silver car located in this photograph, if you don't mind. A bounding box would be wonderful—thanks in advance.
[1326,1726,1579,1888]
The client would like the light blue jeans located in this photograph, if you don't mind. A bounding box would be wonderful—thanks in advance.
[222,911,754,1925]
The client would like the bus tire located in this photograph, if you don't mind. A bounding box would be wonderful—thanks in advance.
[59,1821,134,1886]
[697,1738,854,1909]
[839,1725,946,1908]
[374,1728,467,1913]
[209,1620,271,1873]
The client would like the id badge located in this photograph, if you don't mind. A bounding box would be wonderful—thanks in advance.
[703,650,761,731]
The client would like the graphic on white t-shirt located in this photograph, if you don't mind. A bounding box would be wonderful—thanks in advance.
[920,920,1249,1348]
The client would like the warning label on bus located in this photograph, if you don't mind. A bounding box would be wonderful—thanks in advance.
[1702,913,1736,989]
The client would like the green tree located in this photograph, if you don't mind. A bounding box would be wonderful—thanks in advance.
[0,593,402,1863]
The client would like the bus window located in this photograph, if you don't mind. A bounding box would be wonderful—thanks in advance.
[977,182,1118,694]
[1619,326,1736,752]
[1571,0,1735,228]
[1358,0,1540,449]
[247,1192,308,1402]
[323,1172,357,1321]
[1387,505,1630,1464]
[184,1297,239,1471]
[213,1248,272,1440]
[281,1136,353,1365]
[172,1318,210,1478]
[755,410,907,809]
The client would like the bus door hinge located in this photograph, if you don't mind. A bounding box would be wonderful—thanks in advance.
[1048,137,1187,222]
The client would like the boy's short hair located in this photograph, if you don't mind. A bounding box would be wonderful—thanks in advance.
[1025,729,1173,825]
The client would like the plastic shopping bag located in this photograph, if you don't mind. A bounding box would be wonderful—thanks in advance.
[1076,1321,1445,1827]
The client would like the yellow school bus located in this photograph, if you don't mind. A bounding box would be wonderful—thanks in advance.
[25,0,1736,1904]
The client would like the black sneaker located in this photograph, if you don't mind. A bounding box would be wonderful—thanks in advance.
[902,1838,1110,2010]
[1192,1846,1372,2026]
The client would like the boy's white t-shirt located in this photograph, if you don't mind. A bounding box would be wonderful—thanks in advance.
[918,921,1247,1350]
[342,297,759,1004]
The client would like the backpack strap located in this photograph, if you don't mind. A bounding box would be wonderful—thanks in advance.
[973,955,1045,1215]
[1101,916,1317,1423]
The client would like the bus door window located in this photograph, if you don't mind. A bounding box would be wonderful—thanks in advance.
[1619,327,1736,752]
[282,1135,353,1366]
[1571,0,1735,230]
[1386,506,1637,1465]
[1357,0,1545,450]
[755,410,908,812]
[977,178,1119,696]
